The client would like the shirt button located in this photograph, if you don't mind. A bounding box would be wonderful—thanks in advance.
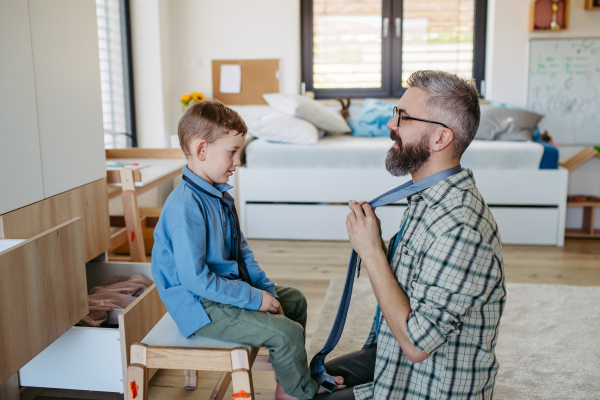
[223,222,227,227]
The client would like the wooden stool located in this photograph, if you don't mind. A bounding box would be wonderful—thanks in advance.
[126,312,273,400]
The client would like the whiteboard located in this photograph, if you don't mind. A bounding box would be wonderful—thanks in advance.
[527,39,600,145]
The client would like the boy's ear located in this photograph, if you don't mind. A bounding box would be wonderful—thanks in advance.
[193,140,209,161]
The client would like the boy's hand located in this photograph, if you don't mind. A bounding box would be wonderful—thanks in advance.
[259,291,283,314]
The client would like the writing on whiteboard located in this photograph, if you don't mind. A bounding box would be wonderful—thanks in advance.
[527,39,600,145]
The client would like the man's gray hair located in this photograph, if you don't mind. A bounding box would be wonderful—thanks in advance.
[407,70,480,156]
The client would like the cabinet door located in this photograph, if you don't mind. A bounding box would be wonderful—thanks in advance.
[28,0,106,199]
[0,0,44,215]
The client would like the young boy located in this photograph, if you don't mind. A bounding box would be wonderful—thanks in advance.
[151,101,343,400]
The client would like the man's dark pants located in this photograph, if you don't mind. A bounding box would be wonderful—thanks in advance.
[313,344,377,400]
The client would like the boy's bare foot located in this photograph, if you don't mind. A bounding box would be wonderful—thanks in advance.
[275,382,299,400]
[275,377,346,400]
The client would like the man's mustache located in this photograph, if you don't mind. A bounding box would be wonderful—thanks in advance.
[390,131,401,146]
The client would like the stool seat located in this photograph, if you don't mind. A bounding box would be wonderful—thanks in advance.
[141,312,252,351]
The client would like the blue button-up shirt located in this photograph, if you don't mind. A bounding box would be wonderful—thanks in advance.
[152,166,277,337]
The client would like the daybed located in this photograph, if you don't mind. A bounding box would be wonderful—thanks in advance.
[232,104,568,246]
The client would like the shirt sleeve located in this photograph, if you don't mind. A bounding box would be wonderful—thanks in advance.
[171,211,263,311]
[405,226,501,355]
[239,231,278,298]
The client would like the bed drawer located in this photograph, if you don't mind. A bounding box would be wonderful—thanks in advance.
[19,261,166,393]
[490,207,559,245]
[246,204,407,240]
[246,204,560,245]
[0,219,87,384]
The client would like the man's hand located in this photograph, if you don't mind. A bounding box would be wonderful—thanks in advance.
[258,291,284,315]
[346,200,386,266]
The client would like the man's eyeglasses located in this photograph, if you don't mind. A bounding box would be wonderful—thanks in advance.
[392,107,449,129]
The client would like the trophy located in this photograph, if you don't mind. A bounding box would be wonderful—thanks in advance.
[550,0,560,31]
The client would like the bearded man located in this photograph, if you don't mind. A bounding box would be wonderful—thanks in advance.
[315,71,506,400]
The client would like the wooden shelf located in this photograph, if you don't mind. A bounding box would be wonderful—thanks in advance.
[584,0,600,10]
[567,202,600,207]
[566,202,599,239]
[565,228,600,238]
[529,0,570,32]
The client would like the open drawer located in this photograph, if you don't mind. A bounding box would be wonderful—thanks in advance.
[19,260,166,393]
[0,219,88,385]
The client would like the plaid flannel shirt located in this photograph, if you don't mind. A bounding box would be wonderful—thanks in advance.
[354,168,506,400]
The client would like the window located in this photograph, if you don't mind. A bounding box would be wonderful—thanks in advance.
[301,0,487,99]
[96,0,137,148]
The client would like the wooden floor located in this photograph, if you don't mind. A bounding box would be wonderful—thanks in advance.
[21,239,600,400]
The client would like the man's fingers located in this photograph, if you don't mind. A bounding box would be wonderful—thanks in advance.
[362,203,375,216]
[346,210,357,224]
[349,200,366,222]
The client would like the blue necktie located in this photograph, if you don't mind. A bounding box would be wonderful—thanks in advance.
[309,166,462,392]
[182,175,252,284]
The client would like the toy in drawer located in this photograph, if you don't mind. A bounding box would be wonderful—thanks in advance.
[19,261,166,393]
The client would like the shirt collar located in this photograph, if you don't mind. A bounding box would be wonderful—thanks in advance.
[182,165,233,198]
[409,168,475,208]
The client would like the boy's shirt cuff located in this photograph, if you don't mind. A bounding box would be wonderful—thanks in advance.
[248,286,265,311]
[264,285,278,299]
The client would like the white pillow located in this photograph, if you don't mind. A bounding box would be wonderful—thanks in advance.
[263,93,351,133]
[248,112,320,145]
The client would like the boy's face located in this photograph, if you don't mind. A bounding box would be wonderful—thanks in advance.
[190,130,245,185]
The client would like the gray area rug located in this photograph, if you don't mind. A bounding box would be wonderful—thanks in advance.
[308,278,600,399]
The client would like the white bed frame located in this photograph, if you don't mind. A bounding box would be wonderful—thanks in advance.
[237,167,569,246]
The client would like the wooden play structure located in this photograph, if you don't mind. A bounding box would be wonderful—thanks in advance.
[561,147,600,239]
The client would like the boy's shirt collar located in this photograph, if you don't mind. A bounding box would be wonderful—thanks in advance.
[182,165,233,197]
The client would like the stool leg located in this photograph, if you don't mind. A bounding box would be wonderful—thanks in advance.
[231,370,254,400]
[127,364,147,400]
[184,369,197,390]
[231,348,254,400]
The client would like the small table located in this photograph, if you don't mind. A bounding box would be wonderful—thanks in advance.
[106,149,187,262]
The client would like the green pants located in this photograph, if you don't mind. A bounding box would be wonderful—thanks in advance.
[194,285,319,399]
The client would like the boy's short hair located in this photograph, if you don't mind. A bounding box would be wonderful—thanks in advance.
[178,100,247,157]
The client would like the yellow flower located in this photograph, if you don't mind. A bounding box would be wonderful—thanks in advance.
[181,94,193,102]
[192,92,204,102]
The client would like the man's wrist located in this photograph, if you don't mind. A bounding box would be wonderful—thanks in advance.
[363,250,388,270]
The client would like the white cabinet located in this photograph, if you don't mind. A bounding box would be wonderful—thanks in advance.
[28,0,106,198]
[1,0,106,214]
[0,0,44,215]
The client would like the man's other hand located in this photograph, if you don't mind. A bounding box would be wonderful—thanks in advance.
[346,200,385,265]
[259,291,284,314]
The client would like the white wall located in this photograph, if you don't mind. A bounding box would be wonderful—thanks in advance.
[130,0,170,148]
[132,0,300,146]
[485,0,600,229]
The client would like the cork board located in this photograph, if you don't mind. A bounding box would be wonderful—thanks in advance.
[212,59,280,105]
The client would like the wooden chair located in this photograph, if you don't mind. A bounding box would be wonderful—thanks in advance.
[126,312,273,400]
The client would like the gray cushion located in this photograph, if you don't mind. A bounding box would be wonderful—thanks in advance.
[475,106,543,141]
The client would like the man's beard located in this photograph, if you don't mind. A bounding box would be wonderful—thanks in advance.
[385,130,431,177]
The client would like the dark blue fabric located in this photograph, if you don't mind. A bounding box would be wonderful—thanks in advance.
[309,166,463,392]
[374,217,409,340]
[536,139,559,169]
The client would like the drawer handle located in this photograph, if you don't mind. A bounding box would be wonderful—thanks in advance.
[130,381,139,399]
